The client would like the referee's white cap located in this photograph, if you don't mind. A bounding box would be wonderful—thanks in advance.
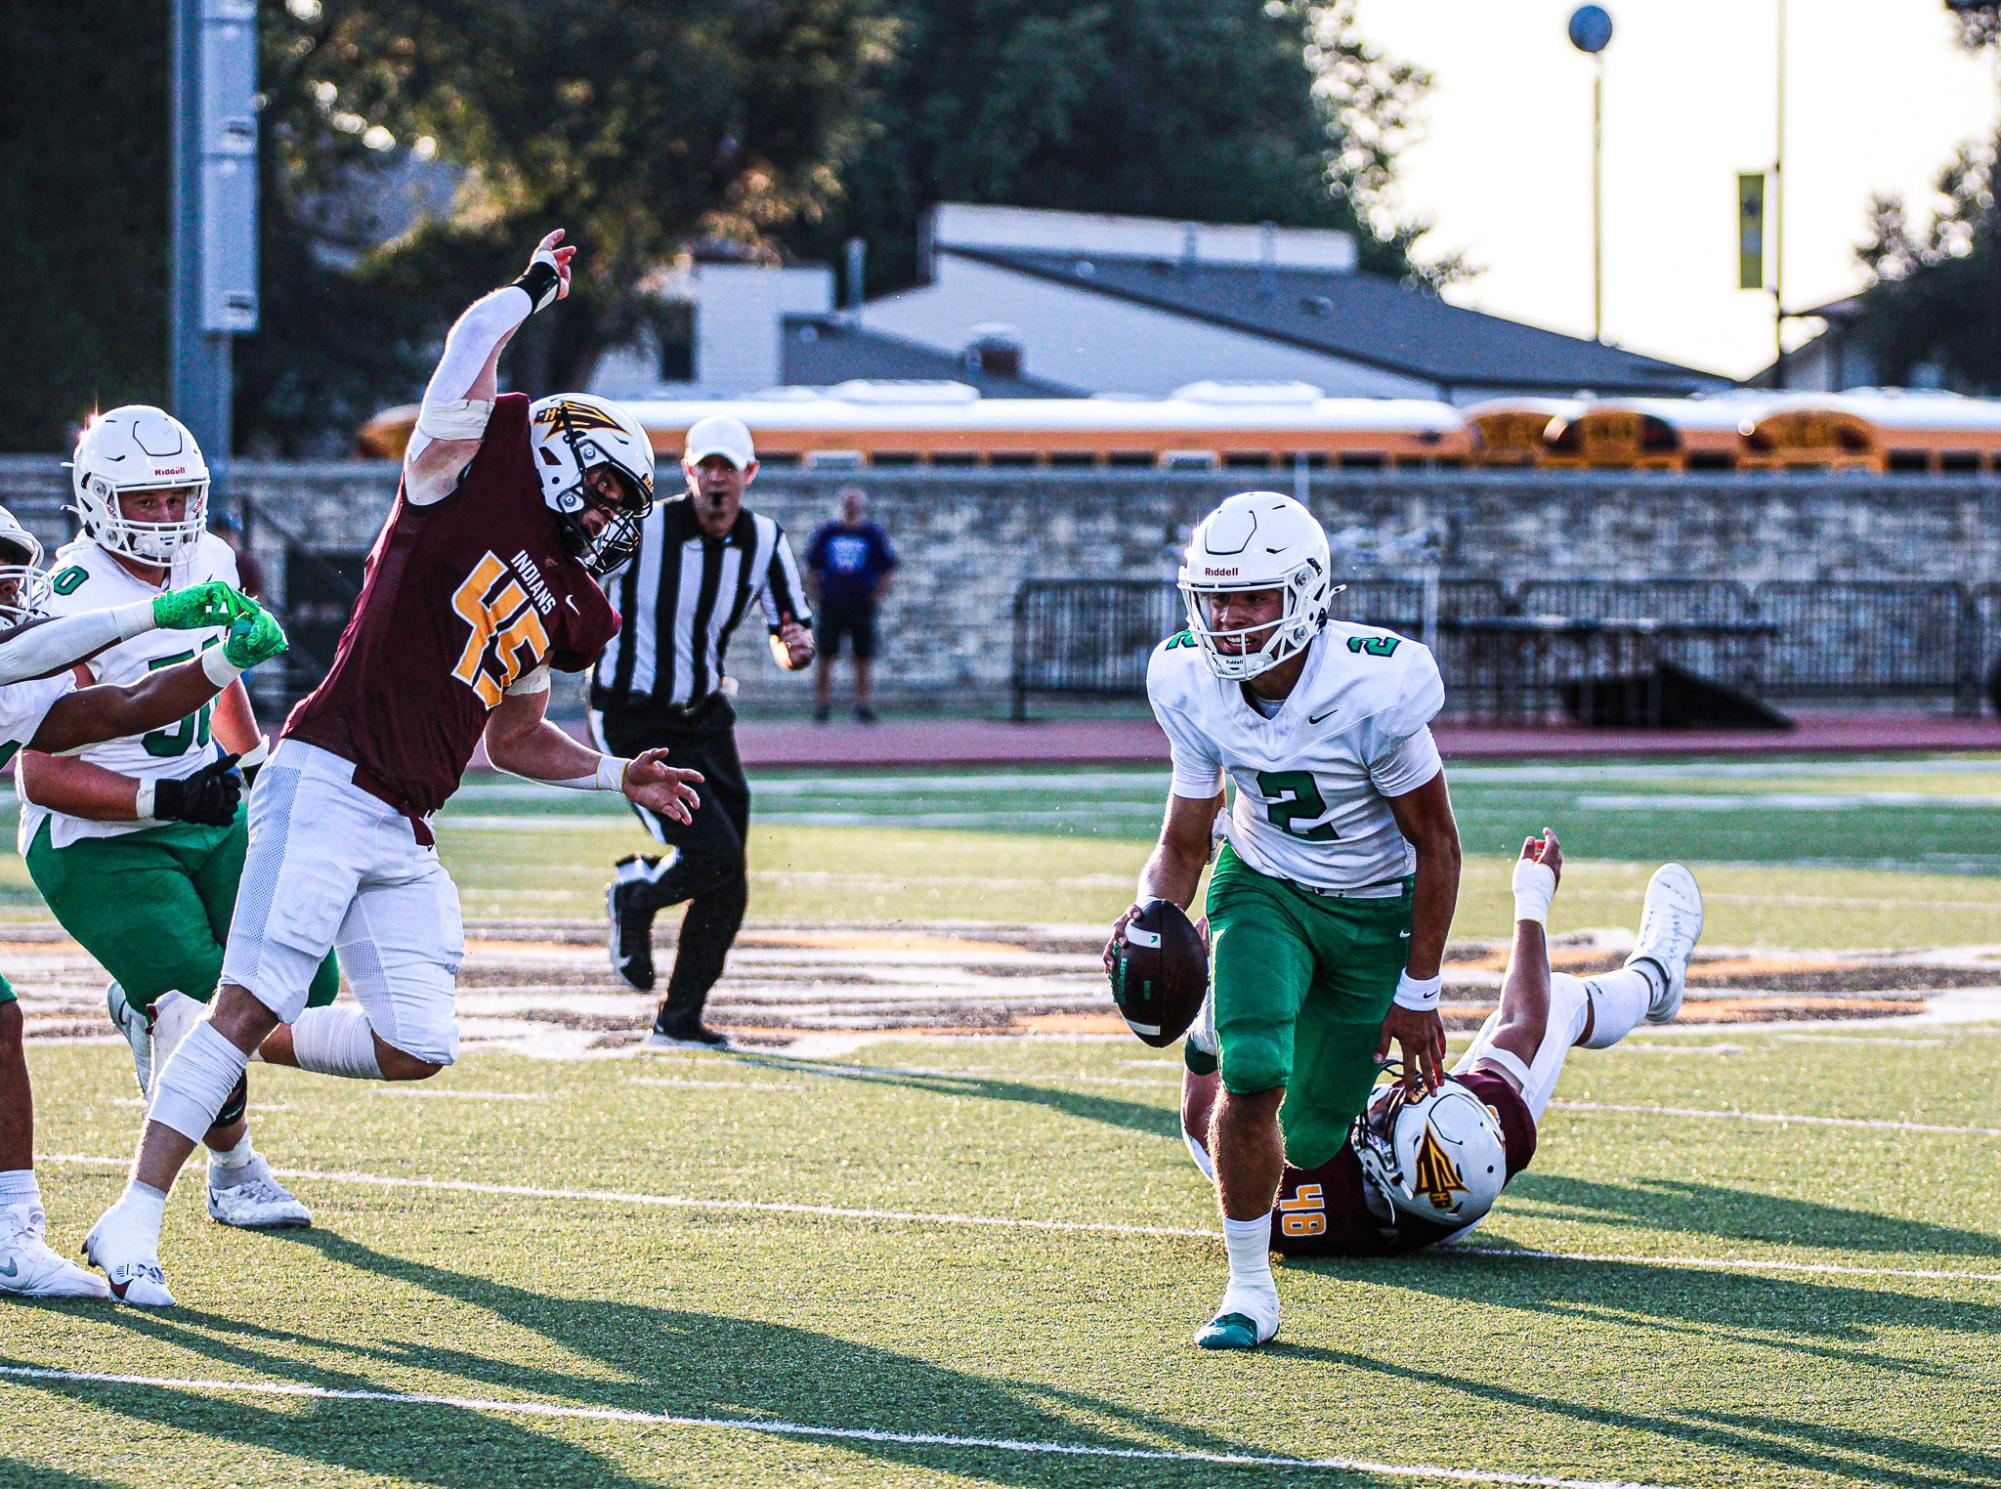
[684,414,757,469]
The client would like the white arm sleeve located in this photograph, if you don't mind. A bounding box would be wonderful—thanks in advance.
[1367,724,1443,798]
[0,603,153,687]
[403,285,534,480]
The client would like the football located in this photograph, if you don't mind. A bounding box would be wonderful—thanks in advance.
[1110,898,1209,1047]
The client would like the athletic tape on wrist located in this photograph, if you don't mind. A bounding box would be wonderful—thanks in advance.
[201,648,246,686]
[512,259,562,314]
[133,780,157,820]
[116,601,156,640]
[1512,858,1557,926]
[1393,969,1442,1012]
[595,755,630,792]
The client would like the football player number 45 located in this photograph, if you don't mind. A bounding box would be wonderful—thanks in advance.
[451,552,550,708]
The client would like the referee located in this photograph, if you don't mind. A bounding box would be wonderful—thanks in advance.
[593,414,814,1048]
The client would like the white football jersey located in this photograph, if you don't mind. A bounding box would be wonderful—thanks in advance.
[0,673,74,776]
[18,533,241,851]
[1147,620,1445,891]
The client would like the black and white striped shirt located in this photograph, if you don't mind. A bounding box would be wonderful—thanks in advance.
[592,496,812,710]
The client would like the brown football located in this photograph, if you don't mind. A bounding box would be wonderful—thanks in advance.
[1110,898,1208,1048]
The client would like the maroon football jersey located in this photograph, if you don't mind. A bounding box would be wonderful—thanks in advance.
[285,393,620,817]
[1269,1070,1538,1258]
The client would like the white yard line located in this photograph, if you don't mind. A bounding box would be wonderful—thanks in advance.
[37,1155,2001,1285]
[0,1365,1676,1489]
[368,1090,548,1103]
[1548,1101,2001,1137]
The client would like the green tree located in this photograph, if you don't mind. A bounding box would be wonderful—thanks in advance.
[784,0,1458,296]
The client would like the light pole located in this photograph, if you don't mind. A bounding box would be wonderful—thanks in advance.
[1772,0,1787,385]
[1569,6,1614,342]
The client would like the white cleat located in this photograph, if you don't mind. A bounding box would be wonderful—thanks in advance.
[1627,863,1704,1025]
[207,1157,312,1229]
[148,990,204,1080]
[1193,1276,1280,1351]
[106,981,151,1094]
[82,1210,175,1307]
[0,1205,110,1301]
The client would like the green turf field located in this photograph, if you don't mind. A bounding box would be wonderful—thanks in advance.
[6,1024,1999,1488]
[3,750,1999,1486]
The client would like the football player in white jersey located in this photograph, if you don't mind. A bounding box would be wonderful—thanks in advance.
[14,407,338,1234]
[1106,490,1462,1350]
[0,501,287,1299]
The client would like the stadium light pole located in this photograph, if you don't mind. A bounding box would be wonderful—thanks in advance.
[1772,0,1787,386]
[170,0,259,501]
[1569,7,1614,343]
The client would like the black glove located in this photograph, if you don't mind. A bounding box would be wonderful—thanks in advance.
[153,753,243,827]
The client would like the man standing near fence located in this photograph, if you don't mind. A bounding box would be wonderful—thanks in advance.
[805,485,896,724]
[597,414,815,1047]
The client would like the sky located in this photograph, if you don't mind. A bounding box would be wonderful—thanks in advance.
[1356,0,2000,379]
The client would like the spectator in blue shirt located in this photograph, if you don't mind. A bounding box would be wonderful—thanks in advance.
[804,486,898,723]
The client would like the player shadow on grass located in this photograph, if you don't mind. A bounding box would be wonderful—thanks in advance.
[727,1053,1181,1140]
[0,1459,132,1489]
[1300,1249,2001,1385]
[1504,1173,2001,1258]
[54,1226,1288,1487]
[1270,1339,2001,1489]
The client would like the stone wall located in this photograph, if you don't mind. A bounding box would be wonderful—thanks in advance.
[3,457,1997,706]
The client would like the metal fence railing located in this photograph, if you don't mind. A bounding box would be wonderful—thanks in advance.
[1011,576,2001,721]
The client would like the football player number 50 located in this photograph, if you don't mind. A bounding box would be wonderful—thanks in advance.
[451,552,550,708]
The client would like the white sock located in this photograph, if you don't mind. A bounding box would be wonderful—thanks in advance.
[1582,967,1657,1049]
[149,1022,251,1143]
[1222,1212,1275,1284]
[207,1133,256,1171]
[0,1169,39,1209]
[290,1007,384,1080]
[116,1180,168,1234]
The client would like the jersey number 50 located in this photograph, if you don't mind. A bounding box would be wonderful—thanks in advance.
[451,552,550,708]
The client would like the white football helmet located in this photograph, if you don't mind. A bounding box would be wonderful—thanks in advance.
[0,506,51,630]
[527,394,656,576]
[1177,491,1336,680]
[69,406,210,565]
[1353,1077,1507,1228]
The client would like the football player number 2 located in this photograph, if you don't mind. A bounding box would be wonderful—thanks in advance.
[1256,769,1339,841]
[451,552,550,707]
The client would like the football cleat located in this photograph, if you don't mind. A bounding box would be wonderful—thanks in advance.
[0,1205,110,1300]
[148,990,204,1085]
[82,1210,174,1307]
[208,1156,312,1230]
[645,1019,732,1052]
[106,981,150,1094]
[1627,863,1704,1025]
[1194,1279,1279,1351]
[607,856,660,993]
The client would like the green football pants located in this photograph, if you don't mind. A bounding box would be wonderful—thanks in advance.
[1204,842,1413,1170]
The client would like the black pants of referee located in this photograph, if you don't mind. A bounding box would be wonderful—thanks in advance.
[593,694,750,1025]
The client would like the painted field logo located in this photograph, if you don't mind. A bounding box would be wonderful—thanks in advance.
[1412,1125,1467,1211]
[1346,635,1401,657]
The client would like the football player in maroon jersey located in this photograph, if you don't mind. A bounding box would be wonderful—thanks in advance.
[85,232,707,1305]
[1181,831,1703,1274]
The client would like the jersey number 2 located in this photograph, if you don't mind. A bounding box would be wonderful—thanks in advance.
[451,552,550,708]
[1255,769,1339,841]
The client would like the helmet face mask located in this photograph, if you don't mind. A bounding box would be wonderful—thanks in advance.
[69,406,211,566]
[1353,1076,1508,1228]
[0,509,51,630]
[1177,491,1335,681]
[529,396,656,577]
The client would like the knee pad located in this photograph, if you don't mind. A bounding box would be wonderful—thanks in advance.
[214,1074,248,1127]
[1218,1023,1288,1096]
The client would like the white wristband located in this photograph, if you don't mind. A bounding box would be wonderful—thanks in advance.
[1393,969,1442,1012]
[596,754,630,792]
[201,647,245,686]
[133,780,157,820]
[1512,858,1557,926]
[114,601,156,640]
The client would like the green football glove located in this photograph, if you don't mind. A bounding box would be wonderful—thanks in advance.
[154,580,256,631]
[221,607,288,669]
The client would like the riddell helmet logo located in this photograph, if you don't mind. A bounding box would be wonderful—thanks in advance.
[1204,566,1239,577]
[153,467,187,476]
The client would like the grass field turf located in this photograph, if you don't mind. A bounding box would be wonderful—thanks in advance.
[5,1025,2000,1488]
[3,750,1999,1486]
